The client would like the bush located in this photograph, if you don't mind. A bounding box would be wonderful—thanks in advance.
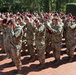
[66,3,76,16]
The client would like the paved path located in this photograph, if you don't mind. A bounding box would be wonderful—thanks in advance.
[0,47,76,75]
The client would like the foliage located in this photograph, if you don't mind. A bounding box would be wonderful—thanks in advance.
[0,0,76,13]
[66,3,76,15]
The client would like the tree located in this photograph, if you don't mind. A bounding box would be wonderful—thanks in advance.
[56,0,62,12]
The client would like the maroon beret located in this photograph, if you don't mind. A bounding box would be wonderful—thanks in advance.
[2,19,7,24]
[7,20,13,25]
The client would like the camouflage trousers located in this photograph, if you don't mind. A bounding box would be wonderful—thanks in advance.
[27,44,35,58]
[3,38,11,58]
[66,40,76,58]
[22,40,27,51]
[51,42,61,60]
[7,40,22,71]
[0,33,4,51]
[27,40,35,58]
[10,44,22,71]
[45,38,51,54]
[22,34,27,51]
[36,42,45,64]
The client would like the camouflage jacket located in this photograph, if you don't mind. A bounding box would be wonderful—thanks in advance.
[65,23,76,41]
[26,23,35,40]
[49,23,63,43]
[35,23,46,45]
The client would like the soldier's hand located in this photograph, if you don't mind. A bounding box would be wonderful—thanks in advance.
[13,35,16,41]
[47,28,52,34]
[23,28,26,33]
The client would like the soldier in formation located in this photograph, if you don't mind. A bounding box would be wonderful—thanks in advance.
[0,12,76,74]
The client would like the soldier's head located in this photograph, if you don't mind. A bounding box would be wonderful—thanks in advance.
[2,19,7,27]
[16,17,23,24]
[27,14,32,18]
[34,18,40,27]
[6,19,14,28]
[61,15,66,23]
[44,16,48,22]
[25,16,30,24]
[52,17,59,25]
[73,16,76,23]
[68,17,75,25]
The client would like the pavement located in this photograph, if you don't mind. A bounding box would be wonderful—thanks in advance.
[0,48,76,75]
[0,38,76,75]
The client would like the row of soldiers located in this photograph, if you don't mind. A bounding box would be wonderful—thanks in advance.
[0,12,76,75]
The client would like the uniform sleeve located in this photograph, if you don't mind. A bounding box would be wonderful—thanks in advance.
[45,22,51,29]
[39,25,45,32]
[54,26,62,34]
[50,25,63,35]
[70,24,76,29]
[35,24,45,32]
[14,26,23,38]
[10,28,14,37]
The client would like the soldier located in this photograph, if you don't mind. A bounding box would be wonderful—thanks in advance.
[34,19,46,69]
[0,19,11,58]
[6,19,23,74]
[61,15,66,38]
[65,17,76,62]
[22,25,27,53]
[25,16,35,62]
[16,17,27,54]
[0,18,4,53]
[48,17,63,65]
[43,16,52,56]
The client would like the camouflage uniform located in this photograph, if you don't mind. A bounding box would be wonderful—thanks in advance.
[64,20,70,39]
[0,22,4,51]
[49,23,63,63]
[8,25,24,73]
[65,22,76,61]
[26,23,35,60]
[22,27,27,51]
[35,23,46,66]
[44,22,52,55]
[0,32,3,49]
[20,22,27,52]
[0,27,11,57]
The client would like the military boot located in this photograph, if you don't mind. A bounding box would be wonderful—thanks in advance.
[37,63,45,70]
[45,52,50,58]
[68,56,73,62]
[15,70,22,75]
[54,59,60,65]
[9,61,15,66]
[29,56,36,62]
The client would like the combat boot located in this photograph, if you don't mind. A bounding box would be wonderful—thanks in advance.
[45,52,50,58]
[68,56,73,62]
[9,61,15,66]
[3,55,8,59]
[29,56,36,62]
[15,69,22,75]
[52,59,57,63]
[54,59,60,65]
[37,63,45,70]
